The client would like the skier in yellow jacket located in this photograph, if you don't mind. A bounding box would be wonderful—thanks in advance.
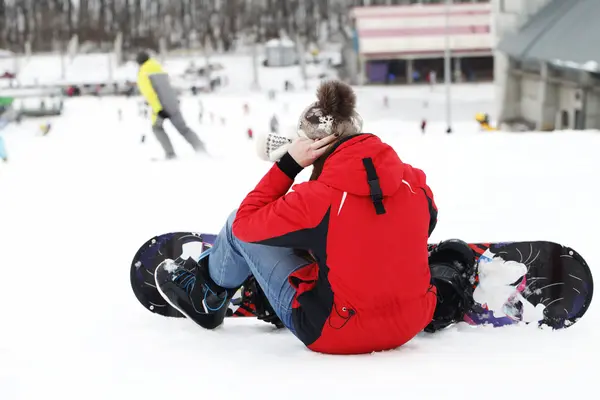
[136,51,205,159]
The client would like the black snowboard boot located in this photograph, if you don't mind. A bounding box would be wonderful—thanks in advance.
[155,254,234,329]
[425,239,477,333]
[239,277,284,329]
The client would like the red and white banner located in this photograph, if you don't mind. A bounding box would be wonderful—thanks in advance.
[351,2,492,58]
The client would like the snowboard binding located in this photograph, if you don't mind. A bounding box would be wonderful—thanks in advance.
[237,277,285,329]
[425,239,477,333]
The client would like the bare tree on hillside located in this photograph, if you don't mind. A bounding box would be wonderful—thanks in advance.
[0,0,416,54]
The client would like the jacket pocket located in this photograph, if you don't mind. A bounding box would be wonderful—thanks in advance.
[327,298,356,330]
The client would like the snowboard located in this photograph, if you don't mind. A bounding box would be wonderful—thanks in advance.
[130,232,594,330]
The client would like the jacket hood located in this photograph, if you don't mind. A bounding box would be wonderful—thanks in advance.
[317,134,405,197]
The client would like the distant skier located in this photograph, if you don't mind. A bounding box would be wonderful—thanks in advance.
[39,123,51,136]
[136,51,206,160]
[428,70,437,91]
[137,100,146,117]
[198,100,204,123]
[269,114,279,134]
[154,80,476,354]
[0,135,7,162]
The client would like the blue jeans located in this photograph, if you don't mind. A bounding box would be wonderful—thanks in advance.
[208,210,309,335]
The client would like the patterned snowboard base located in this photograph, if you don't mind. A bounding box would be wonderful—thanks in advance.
[130,232,594,330]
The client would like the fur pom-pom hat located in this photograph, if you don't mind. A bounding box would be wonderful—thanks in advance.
[297,80,363,140]
[255,80,363,162]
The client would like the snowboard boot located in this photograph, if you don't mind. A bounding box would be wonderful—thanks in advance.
[155,253,234,329]
[425,239,477,333]
[240,276,284,329]
[151,153,177,162]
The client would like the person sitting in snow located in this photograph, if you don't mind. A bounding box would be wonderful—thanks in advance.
[154,80,476,355]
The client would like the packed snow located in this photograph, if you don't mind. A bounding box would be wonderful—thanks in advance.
[472,255,544,323]
[0,54,598,400]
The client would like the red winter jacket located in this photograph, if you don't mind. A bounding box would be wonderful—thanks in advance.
[233,134,438,354]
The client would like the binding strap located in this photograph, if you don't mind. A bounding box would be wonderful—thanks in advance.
[362,157,386,215]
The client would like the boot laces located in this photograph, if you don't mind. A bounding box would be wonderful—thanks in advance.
[172,268,196,296]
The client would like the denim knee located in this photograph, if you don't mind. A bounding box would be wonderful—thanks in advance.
[224,208,238,239]
[208,208,246,289]
[226,209,238,226]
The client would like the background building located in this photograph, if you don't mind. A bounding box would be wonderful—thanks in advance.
[350,0,493,84]
[495,0,600,131]
[264,39,297,67]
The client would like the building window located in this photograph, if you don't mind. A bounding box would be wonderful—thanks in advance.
[575,109,584,130]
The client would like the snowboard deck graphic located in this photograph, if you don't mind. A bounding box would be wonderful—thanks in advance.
[130,232,594,330]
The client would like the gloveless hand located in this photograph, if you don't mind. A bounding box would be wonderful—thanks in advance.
[287,134,338,168]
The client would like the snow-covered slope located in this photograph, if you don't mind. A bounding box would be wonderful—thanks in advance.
[0,77,597,400]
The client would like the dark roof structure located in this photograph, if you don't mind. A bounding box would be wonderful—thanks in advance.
[497,0,600,69]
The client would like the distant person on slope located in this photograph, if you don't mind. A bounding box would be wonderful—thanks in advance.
[136,51,205,159]
[0,135,8,162]
[154,80,476,355]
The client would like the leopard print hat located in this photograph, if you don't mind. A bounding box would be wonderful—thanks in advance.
[297,80,363,140]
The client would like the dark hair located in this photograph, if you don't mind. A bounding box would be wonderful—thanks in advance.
[310,145,337,181]
[136,51,150,66]
[309,134,359,181]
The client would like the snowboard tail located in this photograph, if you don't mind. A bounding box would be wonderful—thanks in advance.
[130,233,594,329]
[130,232,254,319]
[455,242,593,329]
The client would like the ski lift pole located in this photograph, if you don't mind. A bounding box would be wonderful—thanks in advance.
[251,29,260,90]
[444,0,452,134]
[296,34,308,90]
